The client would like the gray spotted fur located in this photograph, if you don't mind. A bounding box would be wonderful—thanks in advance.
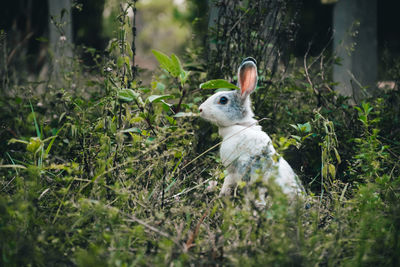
[215,91,248,122]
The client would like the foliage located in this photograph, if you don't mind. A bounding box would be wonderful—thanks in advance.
[1,1,400,266]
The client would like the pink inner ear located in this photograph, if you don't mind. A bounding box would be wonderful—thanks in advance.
[240,66,257,96]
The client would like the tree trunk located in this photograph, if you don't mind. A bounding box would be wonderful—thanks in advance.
[48,0,73,75]
[207,0,219,52]
[333,0,377,104]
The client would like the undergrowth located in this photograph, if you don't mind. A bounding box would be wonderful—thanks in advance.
[1,2,400,266]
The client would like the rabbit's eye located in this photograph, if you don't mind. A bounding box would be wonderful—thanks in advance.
[219,96,228,105]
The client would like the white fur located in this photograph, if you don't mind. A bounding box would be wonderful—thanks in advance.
[203,110,303,197]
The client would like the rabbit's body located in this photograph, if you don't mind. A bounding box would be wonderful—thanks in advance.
[218,122,302,196]
[199,58,304,200]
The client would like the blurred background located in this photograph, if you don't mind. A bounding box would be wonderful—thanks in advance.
[1,0,400,86]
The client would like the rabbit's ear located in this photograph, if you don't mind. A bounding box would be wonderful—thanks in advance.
[238,58,258,99]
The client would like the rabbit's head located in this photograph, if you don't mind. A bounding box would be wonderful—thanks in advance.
[199,57,258,127]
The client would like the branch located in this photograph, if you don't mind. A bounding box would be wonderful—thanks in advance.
[125,213,182,248]
[184,205,212,252]
[304,43,322,106]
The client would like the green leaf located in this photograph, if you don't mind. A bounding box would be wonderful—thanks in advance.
[152,50,171,70]
[302,133,313,141]
[138,87,151,93]
[0,164,27,169]
[299,122,311,133]
[322,164,328,178]
[328,163,336,178]
[291,135,301,142]
[152,50,180,77]
[173,112,197,118]
[118,89,139,102]
[117,56,125,68]
[147,94,173,103]
[165,116,177,125]
[333,147,341,164]
[27,137,42,153]
[124,56,130,66]
[170,53,183,76]
[200,79,239,90]
[179,70,190,86]
[291,122,311,134]
[359,114,368,125]
[8,138,28,145]
[36,36,48,43]
[29,100,41,138]
[161,100,172,111]
[354,106,362,113]
[43,129,62,159]
[361,102,372,114]
[120,127,142,134]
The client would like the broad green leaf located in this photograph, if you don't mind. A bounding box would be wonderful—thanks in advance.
[161,100,172,112]
[362,102,372,114]
[117,56,125,68]
[173,112,197,118]
[359,114,367,125]
[354,106,362,113]
[152,50,171,70]
[200,79,239,90]
[118,89,139,102]
[299,122,311,133]
[152,50,179,77]
[124,56,130,66]
[291,122,311,133]
[120,127,142,134]
[170,53,183,76]
[152,50,188,82]
[147,94,173,103]
[179,70,190,86]
[138,87,151,93]
[291,135,301,142]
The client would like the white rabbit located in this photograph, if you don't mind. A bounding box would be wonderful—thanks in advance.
[199,57,304,202]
